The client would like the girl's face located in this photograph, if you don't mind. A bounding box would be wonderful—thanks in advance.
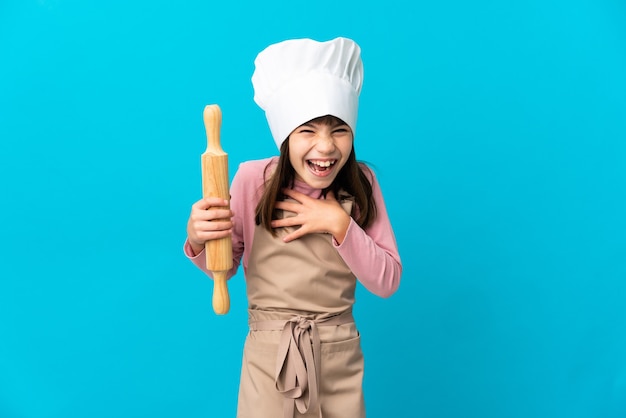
[287,117,353,189]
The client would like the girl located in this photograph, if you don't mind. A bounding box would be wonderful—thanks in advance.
[185,37,402,418]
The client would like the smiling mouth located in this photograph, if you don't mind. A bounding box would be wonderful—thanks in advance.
[307,159,337,173]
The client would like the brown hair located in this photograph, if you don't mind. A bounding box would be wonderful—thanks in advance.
[255,115,377,235]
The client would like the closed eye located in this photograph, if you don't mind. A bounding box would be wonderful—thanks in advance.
[333,127,350,134]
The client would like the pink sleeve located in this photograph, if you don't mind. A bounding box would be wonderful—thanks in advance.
[182,159,269,280]
[334,171,402,297]
[182,237,241,281]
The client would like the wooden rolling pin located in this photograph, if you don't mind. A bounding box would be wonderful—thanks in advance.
[201,104,232,315]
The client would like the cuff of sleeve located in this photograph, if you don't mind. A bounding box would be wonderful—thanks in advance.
[332,218,356,248]
[184,239,205,259]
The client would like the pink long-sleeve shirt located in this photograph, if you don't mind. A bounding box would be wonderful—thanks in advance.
[184,157,402,298]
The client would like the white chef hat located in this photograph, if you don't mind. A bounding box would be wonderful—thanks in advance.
[251,37,364,148]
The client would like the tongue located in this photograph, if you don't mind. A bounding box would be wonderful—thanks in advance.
[309,162,329,172]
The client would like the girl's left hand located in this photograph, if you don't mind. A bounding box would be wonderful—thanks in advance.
[271,188,351,244]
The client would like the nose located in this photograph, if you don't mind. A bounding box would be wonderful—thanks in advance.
[315,133,335,154]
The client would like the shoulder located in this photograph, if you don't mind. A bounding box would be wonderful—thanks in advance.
[235,157,278,182]
[358,162,377,185]
[230,157,277,206]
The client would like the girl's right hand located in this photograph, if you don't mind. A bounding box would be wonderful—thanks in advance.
[186,197,234,255]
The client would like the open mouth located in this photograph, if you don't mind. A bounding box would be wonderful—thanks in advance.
[307,159,337,174]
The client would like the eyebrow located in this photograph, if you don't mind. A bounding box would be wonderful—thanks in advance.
[301,121,348,128]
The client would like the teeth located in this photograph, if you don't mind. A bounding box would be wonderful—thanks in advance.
[310,160,335,167]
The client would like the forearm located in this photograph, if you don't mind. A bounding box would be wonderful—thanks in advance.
[335,219,402,297]
[183,238,241,280]
[329,209,351,245]
[187,240,204,257]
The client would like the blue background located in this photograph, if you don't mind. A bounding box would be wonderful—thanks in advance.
[1,1,625,417]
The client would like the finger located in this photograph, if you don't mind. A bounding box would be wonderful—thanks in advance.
[271,217,302,229]
[281,227,307,243]
[195,220,233,232]
[196,228,233,242]
[193,197,229,210]
[274,201,302,213]
[192,208,233,221]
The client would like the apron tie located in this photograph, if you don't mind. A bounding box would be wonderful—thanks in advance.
[276,316,321,418]
[250,310,354,418]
